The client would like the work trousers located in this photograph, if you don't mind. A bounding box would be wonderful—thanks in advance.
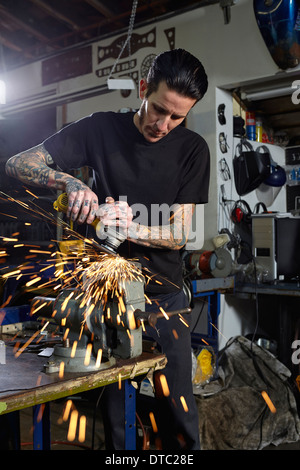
[101,289,200,450]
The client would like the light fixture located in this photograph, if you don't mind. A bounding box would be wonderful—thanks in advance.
[107,78,135,90]
[241,84,298,101]
[0,80,6,104]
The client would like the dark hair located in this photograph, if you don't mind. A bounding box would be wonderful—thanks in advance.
[146,48,208,102]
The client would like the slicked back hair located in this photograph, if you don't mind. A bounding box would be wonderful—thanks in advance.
[146,49,208,102]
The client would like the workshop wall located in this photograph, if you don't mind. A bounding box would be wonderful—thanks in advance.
[1,0,299,346]
[1,0,294,238]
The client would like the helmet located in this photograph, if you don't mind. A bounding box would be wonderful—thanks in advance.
[264,163,286,187]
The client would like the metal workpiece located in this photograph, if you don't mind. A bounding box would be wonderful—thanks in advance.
[134,307,192,328]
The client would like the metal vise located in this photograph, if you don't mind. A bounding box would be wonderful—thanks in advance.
[31,274,145,373]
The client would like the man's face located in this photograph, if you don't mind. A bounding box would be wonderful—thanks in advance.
[135,81,196,143]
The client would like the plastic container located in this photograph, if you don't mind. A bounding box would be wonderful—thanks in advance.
[246,111,256,141]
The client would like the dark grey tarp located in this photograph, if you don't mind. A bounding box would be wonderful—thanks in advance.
[195,336,300,450]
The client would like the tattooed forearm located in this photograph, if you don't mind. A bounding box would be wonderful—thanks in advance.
[5,143,99,224]
[128,204,195,250]
[5,143,76,191]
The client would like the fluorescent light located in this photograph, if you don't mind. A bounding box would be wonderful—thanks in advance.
[0,84,109,115]
[107,78,135,90]
[242,86,293,101]
[0,80,6,104]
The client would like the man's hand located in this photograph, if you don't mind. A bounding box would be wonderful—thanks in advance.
[96,197,133,229]
[65,180,99,225]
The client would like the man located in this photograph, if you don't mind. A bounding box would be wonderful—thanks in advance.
[5,48,210,449]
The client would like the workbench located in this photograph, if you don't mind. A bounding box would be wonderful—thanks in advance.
[0,339,166,450]
[190,276,235,353]
[234,281,300,378]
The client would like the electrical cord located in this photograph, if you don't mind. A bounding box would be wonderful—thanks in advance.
[91,386,106,450]
[191,297,206,334]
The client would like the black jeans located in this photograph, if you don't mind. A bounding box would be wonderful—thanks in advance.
[101,290,200,450]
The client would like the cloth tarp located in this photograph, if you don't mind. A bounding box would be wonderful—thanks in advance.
[195,336,300,450]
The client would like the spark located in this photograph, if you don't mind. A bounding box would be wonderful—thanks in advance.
[84,343,92,366]
[209,322,228,341]
[36,375,42,387]
[14,321,49,357]
[159,374,170,397]
[149,412,158,433]
[159,307,169,320]
[62,400,73,422]
[71,341,78,358]
[31,301,48,315]
[63,328,69,341]
[0,189,165,363]
[25,189,39,198]
[78,415,87,443]
[36,404,45,423]
[261,390,276,413]
[0,294,12,308]
[67,410,79,441]
[25,276,42,287]
[0,212,17,219]
[59,361,65,378]
[2,269,21,278]
[180,396,189,412]
[178,314,188,327]
[172,329,179,340]
[95,348,102,368]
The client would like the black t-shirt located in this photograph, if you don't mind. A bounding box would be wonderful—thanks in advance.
[44,111,210,293]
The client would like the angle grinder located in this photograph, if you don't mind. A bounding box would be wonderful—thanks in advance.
[53,192,126,255]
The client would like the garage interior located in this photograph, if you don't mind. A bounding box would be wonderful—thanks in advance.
[0,0,300,453]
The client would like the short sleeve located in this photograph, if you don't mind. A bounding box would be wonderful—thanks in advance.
[43,116,91,171]
[176,137,210,204]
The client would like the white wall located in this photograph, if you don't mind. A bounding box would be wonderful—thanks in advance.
[1,0,298,347]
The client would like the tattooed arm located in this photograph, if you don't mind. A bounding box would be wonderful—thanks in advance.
[127,203,195,250]
[5,143,99,224]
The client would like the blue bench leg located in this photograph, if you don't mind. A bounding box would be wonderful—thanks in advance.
[33,403,51,450]
[124,380,136,450]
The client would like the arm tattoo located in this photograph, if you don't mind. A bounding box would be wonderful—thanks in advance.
[64,178,87,194]
[5,143,77,191]
[129,204,195,250]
